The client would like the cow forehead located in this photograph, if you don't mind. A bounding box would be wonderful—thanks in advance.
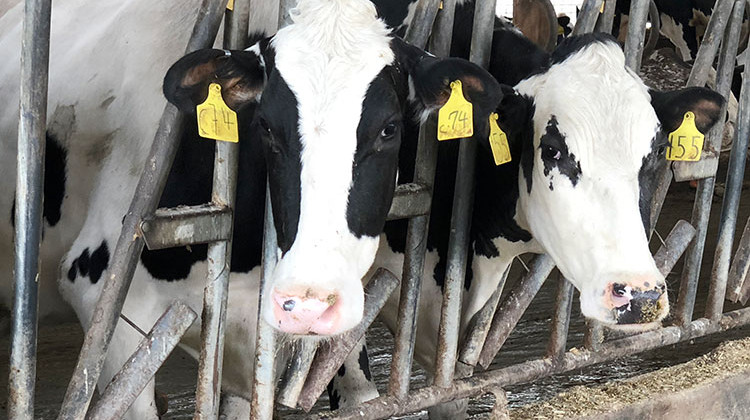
[517,41,659,170]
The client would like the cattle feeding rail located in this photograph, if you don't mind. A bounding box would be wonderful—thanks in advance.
[6,0,750,419]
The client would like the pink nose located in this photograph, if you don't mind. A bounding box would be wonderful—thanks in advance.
[270,289,342,335]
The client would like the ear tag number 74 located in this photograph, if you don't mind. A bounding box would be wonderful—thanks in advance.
[438,80,473,141]
[196,82,239,143]
[666,111,703,162]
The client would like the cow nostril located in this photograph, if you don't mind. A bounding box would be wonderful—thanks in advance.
[612,283,627,297]
[282,299,296,312]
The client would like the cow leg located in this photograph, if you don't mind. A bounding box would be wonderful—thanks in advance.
[326,337,378,410]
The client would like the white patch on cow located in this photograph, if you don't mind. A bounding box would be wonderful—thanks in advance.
[263,0,396,332]
[515,40,664,323]
[660,13,693,61]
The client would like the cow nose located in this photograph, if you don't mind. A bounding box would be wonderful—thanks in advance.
[270,289,342,335]
[610,282,667,324]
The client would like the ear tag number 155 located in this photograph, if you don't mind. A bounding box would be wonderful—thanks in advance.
[666,111,703,162]
[438,80,473,141]
[196,82,239,143]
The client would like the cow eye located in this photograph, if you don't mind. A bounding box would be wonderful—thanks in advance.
[380,122,398,139]
[541,144,561,161]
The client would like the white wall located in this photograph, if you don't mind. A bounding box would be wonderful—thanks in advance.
[496,0,584,23]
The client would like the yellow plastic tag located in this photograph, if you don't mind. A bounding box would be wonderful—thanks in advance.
[488,113,512,166]
[666,111,704,161]
[437,80,474,141]
[196,83,239,143]
[227,0,234,11]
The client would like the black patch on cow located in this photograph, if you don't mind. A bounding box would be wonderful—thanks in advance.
[337,363,346,377]
[551,32,619,65]
[638,133,668,233]
[371,0,415,31]
[432,240,475,292]
[89,241,110,284]
[358,345,373,381]
[347,66,407,238]
[326,380,341,411]
[540,116,582,187]
[77,248,91,277]
[67,261,77,282]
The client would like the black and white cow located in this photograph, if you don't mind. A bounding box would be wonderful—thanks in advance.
[329,25,724,418]
[1,0,505,417]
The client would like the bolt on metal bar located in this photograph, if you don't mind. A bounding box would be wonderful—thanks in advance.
[707,0,750,321]
[10,0,52,418]
[572,0,603,36]
[193,4,245,417]
[388,116,439,401]
[546,277,574,361]
[404,0,442,48]
[595,0,616,34]
[477,254,556,369]
[623,0,650,70]
[325,306,750,420]
[57,2,228,418]
[86,302,198,420]
[458,266,510,367]
[296,269,400,412]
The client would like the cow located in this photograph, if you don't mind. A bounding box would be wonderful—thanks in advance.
[327,25,724,419]
[0,0,504,417]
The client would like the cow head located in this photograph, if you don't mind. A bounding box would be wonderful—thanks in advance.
[496,34,723,328]
[163,0,501,336]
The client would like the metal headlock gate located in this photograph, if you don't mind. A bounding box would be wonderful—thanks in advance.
[7,0,750,419]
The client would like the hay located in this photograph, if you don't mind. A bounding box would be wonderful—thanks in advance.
[511,336,750,419]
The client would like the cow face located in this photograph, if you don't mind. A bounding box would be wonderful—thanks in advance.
[497,34,723,328]
[164,0,501,336]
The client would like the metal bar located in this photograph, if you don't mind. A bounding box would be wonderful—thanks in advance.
[623,0,650,70]
[583,320,604,351]
[458,266,510,367]
[429,0,457,55]
[707,0,750,320]
[572,0,603,36]
[386,183,432,221]
[388,118,439,400]
[10,0,52,417]
[140,204,232,250]
[57,2,228,418]
[653,220,697,276]
[403,0,442,48]
[324,306,750,420]
[595,0,617,34]
[296,269,400,412]
[649,167,674,238]
[477,255,556,369]
[86,302,197,420]
[546,277,574,361]
[686,0,735,87]
[277,339,318,409]
[728,217,750,302]
[278,0,296,29]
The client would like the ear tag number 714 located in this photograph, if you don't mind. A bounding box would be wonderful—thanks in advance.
[196,82,239,143]
[666,111,703,162]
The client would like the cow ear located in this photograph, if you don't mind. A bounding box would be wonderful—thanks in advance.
[650,86,725,134]
[392,38,503,127]
[163,46,266,114]
[494,85,533,136]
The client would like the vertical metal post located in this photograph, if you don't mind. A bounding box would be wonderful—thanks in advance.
[58,1,228,418]
[10,0,52,418]
[707,0,750,320]
[572,0,604,36]
[404,0,442,49]
[546,277,574,361]
[193,3,245,418]
[595,0,617,34]
[623,0,650,70]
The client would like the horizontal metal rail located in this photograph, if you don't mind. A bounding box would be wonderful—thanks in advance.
[140,204,233,249]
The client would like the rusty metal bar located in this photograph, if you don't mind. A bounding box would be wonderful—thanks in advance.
[9,0,52,417]
[296,269,400,412]
[86,302,197,420]
[403,0,442,48]
[653,220,697,276]
[140,204,233,250]
[583,320,604,351]
[572,0,603,36]
[546,277,574,361]
[458,267,510,367]
[686,0,736,88]
[707,0,750,320]
[324,306,750,420]
[57,2,228,418]
[386,183,432,221]
[623,0,650,70]
[477,255,556,369]
[388,120,439,400]
[728,217,750,302]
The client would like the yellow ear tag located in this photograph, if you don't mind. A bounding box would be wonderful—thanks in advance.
[666,111,704,161]
[437,80,474,141]
[489,113,512,166]
[227,0,234,11]
[196,83,239,143]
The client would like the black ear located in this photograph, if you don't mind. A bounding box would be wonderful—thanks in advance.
[163,45,266,114]
[650,86,725,134]
[391,37,503,132]
[494,85,533,136]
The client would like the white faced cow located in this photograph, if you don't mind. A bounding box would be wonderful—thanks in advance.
[328,27,723,418]
[1,0,503,418]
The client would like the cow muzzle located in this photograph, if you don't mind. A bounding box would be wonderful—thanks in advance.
[269,287,346,335]
[605,280,669,326]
